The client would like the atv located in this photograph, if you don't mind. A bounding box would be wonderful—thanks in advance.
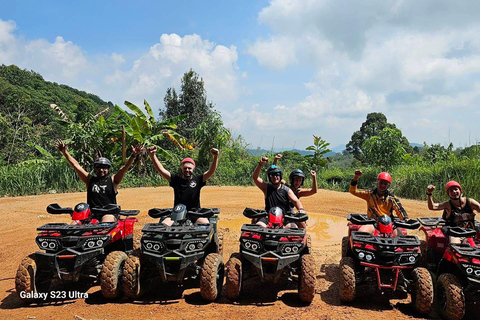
[339,214,433,315]
[418,217,480,320]
[122,204,224,301]
[225,207,315,304]
[15,203,139,303]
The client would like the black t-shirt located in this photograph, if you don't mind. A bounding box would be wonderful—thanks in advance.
[265,183,291,213]
[169,174,206,210]
[87,176,117,208]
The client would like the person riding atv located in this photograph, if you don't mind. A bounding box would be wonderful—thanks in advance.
[349,169,408,237]
[252,157,306,228]
[426,180,480,244]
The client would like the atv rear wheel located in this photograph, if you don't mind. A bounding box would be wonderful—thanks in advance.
[15,254,51,304]
[339,257,356,303]
[100,251,128,299]
[306,234,312,253]
[200,253,224,301]
[225,253,242,300]
[298,254,316,304]
[436,273,465,320]
[341,236,349,258]
[411,267,433,314]
[122,255,143,299]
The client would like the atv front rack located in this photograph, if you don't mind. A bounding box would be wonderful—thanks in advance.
[142,223,213,235]
[450,244,480,258]
[351,231,420,247]
[241,224,306,237]
[37,222,118,233]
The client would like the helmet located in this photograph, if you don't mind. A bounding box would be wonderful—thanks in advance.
[266,165,283,181]
[377,215,394,234]
[72,203,91,221]
[289,169,305,186]
[181,158,195,167]
[94,157,112,168]
[268,206,284,226]
[445,180,462,193]
[377,172,392,183]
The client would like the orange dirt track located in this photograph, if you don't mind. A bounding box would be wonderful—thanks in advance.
[0,186,477,319]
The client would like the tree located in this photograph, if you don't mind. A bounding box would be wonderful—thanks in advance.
[305,135,331,169]
[160,69,215,139]
[423,142,454,164]
[362,127,407,170]
[346,112,411,162]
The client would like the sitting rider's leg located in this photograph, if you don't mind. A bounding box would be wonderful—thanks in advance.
[256,217,268,228]
[101,214,117,223]
[195,217,209,224]
[449,236,462,244]
[358,224,375,234]
[161,217,174,226]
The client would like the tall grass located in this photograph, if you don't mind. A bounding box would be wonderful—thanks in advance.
[2,157,480,202]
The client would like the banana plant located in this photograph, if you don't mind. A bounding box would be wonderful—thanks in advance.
[111,99,193,160]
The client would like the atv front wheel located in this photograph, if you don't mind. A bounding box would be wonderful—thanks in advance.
[298,254,316,303]
[225,253,243,300]
[419,240,427,267]
[341,236,349,258]
[100,251,128,299]
[411,267,433,314]
[306,234,312,254]
[436,273,465,320]
[339,257,356,302]
[217,228,224,256]
[15,254,51,303]
[122,255,143,299]
[200,253,224,301]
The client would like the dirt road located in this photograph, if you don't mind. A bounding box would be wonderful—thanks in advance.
[0,186,473,319]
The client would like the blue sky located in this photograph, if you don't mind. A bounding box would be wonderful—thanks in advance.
[2,0,480,150]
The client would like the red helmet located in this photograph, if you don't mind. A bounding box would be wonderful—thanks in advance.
[377,215,394,234]
[181,158,195,168]
[72,203,91,221]
[445,181,462,193]
[377,172,392,183]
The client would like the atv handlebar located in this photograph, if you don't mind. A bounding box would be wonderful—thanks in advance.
[284,211,309,222]
[148,207,220,219]
[417,217,446,227]
[347,213,376,225]
[446,226,477,238]
[395,219,420,229]
[243,207,267,219]
[46,203,74,215]
[91,204,121,215]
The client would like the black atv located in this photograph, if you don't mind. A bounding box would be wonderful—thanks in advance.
[225,207,315,304]
[122,204,224,301]
[15,203,139,303]
[339,214,433,315]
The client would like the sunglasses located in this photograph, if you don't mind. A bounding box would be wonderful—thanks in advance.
[269,173,281,177]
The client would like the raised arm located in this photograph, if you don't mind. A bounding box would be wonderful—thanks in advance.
[148,146,171,182]
[113,144,142,186]
[426,184,447,210]
[273,154,282,166]
[252,157,268,193]
[298,170,318,197]
[56,139,90,185]
[203,148,219,182]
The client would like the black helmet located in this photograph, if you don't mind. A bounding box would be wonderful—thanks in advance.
[266,165,283,181]
[94,157,112,168]
[289,169,305,186]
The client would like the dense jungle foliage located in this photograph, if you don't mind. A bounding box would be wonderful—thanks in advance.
[1,64,479,205]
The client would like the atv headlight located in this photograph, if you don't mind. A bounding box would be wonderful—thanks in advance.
[142,239,165,253]
[354,249,375,262]
[398,253,418,265]
[184,239,208,253]
[81,236,110,250]
[281,243,303,255]
[36,237,60,252]
[462,264,480,278]
[241,239,261,252]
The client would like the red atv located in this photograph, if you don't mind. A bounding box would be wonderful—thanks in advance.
[339,214,433,315]
[15,203,139,303]
[418,217,480,320]
[225,207,316,304]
